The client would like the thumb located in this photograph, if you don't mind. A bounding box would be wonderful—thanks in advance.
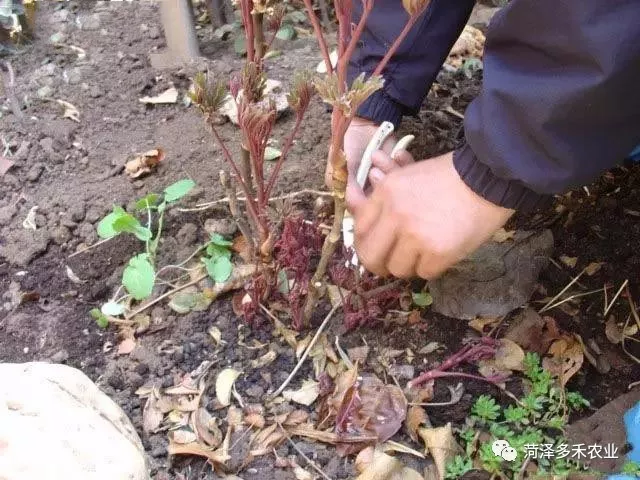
[346,180,368,214]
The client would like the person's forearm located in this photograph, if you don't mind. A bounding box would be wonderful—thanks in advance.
[456,0,640,212]
[347,0,475,127]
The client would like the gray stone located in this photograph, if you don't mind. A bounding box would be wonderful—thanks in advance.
[51,225,72,245]
[65,67,83,85]
[429,229,554,319]
[49,31,67,44]
[0,362,149,480]
[204,218,237,238]
[89,85,103,98]
[39,137,55,155]
[26,163,44,182]
[50,349,69,363]
[37,85,53,99]
[0,229,50,267]
[84,207,102,224]
[13,141,31,161]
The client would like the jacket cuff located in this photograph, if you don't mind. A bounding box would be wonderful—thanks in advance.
[356,89,406,129]
[453,143,553,212]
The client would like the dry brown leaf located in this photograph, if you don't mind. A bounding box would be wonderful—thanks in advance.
[244,412,265,429]
[604,316,637,344]
[170,428,198,444]
[492,228,516,243]
[275,409,309,427]
[117,337,136,355]
[560,255,578,268]
[417,342,442,355]
[0,156,15,177]
[418,423,460,479]
[250,350,277,369]
[293,467,314,480]
[493,338,525,371]
[232,234,252,263]
[168,440,230,465]
[56,99,80,122]
[585,262,604,276]
[273,318,298,349]
[283,379,320,406]
[139,86,179,104]
[227,405,243,427]
[296,334,312,359]
[208,326,223,345]
[192,407,223,448]
[405,406,428,443]
[216,368,241,407]
[142,392,164,434]
[542,334,584,386]
[125,148,165,179]
[287,423,377,445]
[505,309,561,354]
[250,423,286,456]
[468,316,501,333]
[355,446,423,480]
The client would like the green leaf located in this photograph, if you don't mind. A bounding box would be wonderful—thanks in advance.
[210,233,233,247]
[234,35,246,56]
[168,289,212,314]
[203,256,233,283]
[207,243,232,260]
[122,253,155,300]
[101,301,126,317]
[90,308,110,328]
[275,24,296,40]
[112,214,152,241]
[264,146,282,161]
[135,193,161,210]
[96,206,127,239]
[412,291,433,307]
[471,395,500,422]
[164,179,195,203]
[622,461,640,475]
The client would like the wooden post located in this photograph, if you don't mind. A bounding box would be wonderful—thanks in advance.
[159,0,200,59]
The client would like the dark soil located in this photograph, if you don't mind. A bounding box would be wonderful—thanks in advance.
[1,2,638,479]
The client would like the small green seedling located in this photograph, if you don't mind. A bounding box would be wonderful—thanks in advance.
[94,179,196,317]
[445,352,592,479]
[412,291,433,308]
[202,233,234,283]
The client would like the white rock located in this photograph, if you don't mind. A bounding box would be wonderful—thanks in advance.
[219,79,289,125]
[0,362,149,480]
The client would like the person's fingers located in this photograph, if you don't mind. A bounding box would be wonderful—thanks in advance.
[346,181,382,236]
[368,167,385,186]
[371,150,397,174]
[381,135,397,154]
[391,149,415,167]
[355,212,396,276]
[386,240,418,278]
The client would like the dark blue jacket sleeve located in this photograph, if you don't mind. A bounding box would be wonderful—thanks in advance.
[455,0,640,211]
[348,0,475,128]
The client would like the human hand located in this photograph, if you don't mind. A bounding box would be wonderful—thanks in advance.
[346,151,515,279]
[324,117,397,188]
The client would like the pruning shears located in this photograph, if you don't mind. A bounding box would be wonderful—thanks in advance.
[342,121,415,267]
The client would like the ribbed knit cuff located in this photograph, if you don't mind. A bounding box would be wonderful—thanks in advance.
[356,89,406,129]
[453,143,553,212]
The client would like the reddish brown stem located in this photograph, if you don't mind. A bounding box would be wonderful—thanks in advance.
[240,0,255,62]
[208,121,267,235]
[408,371,506,389]
[302,0,333,74]
[337,0,373,88]
[264,112,306,199]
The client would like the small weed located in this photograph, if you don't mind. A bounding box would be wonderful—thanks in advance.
[92,179,236,326]
[446,353,593,479]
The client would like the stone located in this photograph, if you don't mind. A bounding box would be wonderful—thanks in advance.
[84,207,102,224]
[49,31,67,44]
[13,141,31,161]
[37,85,53,99]
[69,203,86,222]
[0,205,16,226]
[429,229,554,319]
[26,163,44,182]
[39,137,55,155]
[204,218,237,238]
[51,225,72,245]
[0,362,149,480]
[50,349,69,363]
[0,229,50,267]
[65,67,83,85]
[89,85,103,98]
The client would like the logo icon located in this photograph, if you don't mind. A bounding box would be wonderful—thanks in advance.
[492,439,518,462]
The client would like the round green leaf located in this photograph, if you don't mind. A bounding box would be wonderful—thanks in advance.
[123,253,155,300]
[203,256,233,283]
[412,291,433,307]
[234,35,246,56]
[96,206,126,239]
[276,24,296,41]
[264,146,282,161]
[164,179,196,203]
